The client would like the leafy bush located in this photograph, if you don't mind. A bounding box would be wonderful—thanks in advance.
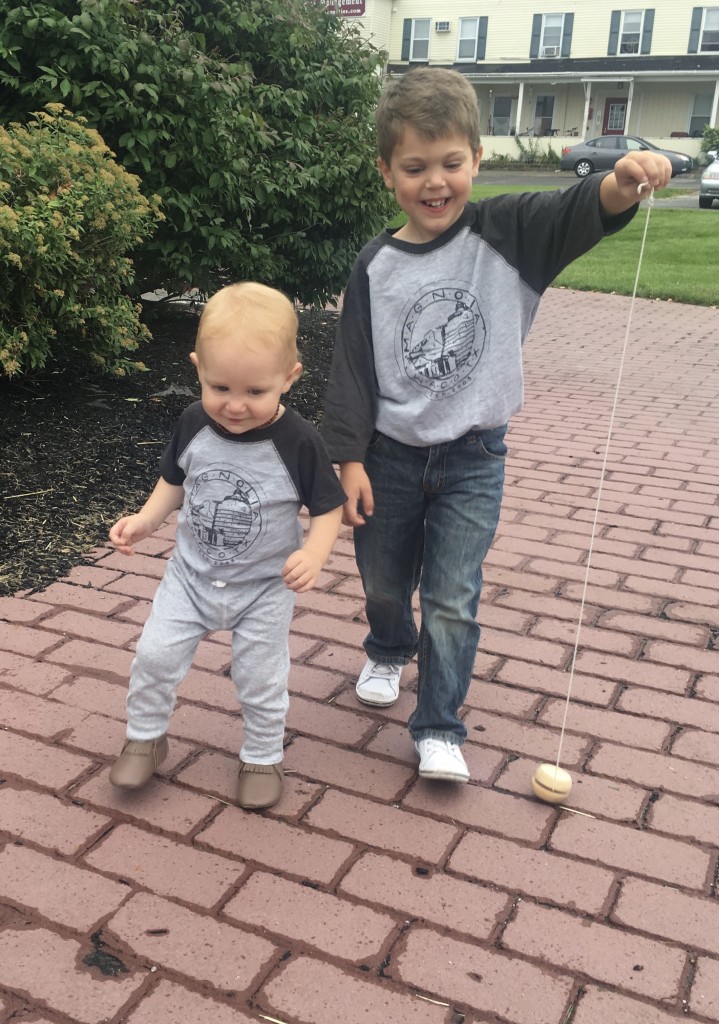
[700,124,719,161]
[0,104,162,377]
[513,135,560,167]
[0,0,395,306]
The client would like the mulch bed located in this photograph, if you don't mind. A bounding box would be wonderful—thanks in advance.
[0,304,338,596]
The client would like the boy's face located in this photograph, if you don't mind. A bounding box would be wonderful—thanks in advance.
[190,332,301,435]
[378,127,481,244]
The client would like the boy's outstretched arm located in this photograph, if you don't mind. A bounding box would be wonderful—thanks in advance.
[599,150,672,217]
[282,505,344,593]
[109,477,184,556]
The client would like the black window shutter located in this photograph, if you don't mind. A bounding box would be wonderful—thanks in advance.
[561,12,574,57]
[530,13,542,58]
[607,10,620,55]
[641,9,655,54]
[401,18,411,61]
[477,16,488,60]
[688,7,702,53]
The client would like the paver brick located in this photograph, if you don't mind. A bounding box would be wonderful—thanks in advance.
[0,595,53,622]
[305,788,460,861]
[449,830,615,915]
[74,769,219,835]
[463,709,590,764]
[402,780,554,843]
[496,755,648,821]
[52,674,128,719]
[550,813,710,889]
[340,850,510,939]
[0,687,85,739]
[261,954,448,1024]
[284,735,415,800]
[0,843,128,932]
[0,926,142,1024]
[530,618,638,657]
[198,805,355,885]
[495,659,617,705]
[105,572,162,600]
[0,650,70,695]
[502,901,686,999]
[27,581,133,615]
[648,791,719,844]
[286,693,373,745]
[61,564,123,588]
[538,699,671,750]
[45,638,135,678]
[572,649,691,693]
[618,687,719,732]
[38,609,141,647]
[393,926,573,1023]
[613,877,719,954]
[692,957,719,1022]
[573,985,696,1024]
[108,891,277,991]
[224,871,398,962]
[84,823,242,906]
[589,740,719,800]
[0,785,109,855]
[0,729,92,788]
[0,621,61,658]
[125,979,257,1024]
[671,728,718,764]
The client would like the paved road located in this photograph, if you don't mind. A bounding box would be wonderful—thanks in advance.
[1,290,719,1024]
[477,167,709,209]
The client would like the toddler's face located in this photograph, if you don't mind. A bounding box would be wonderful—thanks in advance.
[190,332,301,435]
[378,127,481,244]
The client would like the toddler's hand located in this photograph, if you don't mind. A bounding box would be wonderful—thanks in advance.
[282,547,324,593]
[108,513,154,556]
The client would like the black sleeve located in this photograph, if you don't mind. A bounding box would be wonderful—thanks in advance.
[282,412,347,516]
[321,251,379,464]
[158,402,207,486]
[475,172,637,295]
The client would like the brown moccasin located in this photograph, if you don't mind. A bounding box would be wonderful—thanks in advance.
[109,735,168,790]
[236,761,283,810]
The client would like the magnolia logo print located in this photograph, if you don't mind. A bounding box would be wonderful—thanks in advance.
[397,285,487,399]
[188,466,263,565]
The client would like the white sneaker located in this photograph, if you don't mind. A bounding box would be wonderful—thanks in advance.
[415,738,470,783]
[355,658,401,707]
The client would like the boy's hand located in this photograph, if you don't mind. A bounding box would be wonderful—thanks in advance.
[108,513,155,556]
[282,547,324,593]
[339,461,374,527]
[601,150,672,215]
[614,149,672,193]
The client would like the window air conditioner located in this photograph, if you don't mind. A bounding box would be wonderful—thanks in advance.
[541,45,560,57]
[435,20,450,32]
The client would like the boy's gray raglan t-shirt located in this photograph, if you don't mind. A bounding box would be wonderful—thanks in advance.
[159,404,345,581]
[322,173,635,462]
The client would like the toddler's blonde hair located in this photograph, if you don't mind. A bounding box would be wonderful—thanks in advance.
[196,282,299,370]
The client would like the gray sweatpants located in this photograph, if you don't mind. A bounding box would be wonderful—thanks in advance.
[125,556,295,764]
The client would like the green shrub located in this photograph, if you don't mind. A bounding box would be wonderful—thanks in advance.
[0,104,162,377]
[0,0,394,306]
[514,135,561,167]
[700,124,719,161]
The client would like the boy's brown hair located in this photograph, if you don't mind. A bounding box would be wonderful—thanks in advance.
[196,282,299,370]
[375,67,482,164]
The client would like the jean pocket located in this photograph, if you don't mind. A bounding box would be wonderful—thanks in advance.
[366,430,383,452]
[467,425,508,460]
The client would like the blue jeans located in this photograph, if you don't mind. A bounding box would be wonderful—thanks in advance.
[354,427,507,744]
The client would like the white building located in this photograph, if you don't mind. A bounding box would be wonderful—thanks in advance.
[335,0,719,156]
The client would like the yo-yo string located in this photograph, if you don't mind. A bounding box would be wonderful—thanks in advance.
[553,183,655,775]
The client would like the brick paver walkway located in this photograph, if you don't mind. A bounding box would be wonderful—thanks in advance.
[1,288,719,1024]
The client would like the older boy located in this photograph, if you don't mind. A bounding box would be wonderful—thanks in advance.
[322,67,670,782]
[109,283,344,808]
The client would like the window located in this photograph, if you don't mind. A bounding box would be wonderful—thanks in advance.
[619,10,642,52]
[541,13,564,52]
[690,92,713,135]
[591,137,621,150]
[458,17,479,59]
[531,12,574,58]
[410,18,430,60]
[534,94,555,135]
[700,7,719,50]
[606,103,627,132]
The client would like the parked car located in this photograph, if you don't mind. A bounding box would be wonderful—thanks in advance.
[560,135,694,178]
[699,154,719,209]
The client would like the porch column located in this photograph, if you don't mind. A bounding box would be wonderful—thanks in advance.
[515,81,525,135]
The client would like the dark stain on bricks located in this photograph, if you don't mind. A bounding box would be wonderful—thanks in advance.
[145,928,169,936]
[633,964,644,971]
[82,930,130,977]
[414,866,430,876]
[301,879,320,889]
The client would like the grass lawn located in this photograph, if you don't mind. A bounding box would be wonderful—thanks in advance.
[388,183,717,306]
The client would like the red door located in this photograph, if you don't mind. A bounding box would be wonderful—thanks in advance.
[602,98,627,135]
